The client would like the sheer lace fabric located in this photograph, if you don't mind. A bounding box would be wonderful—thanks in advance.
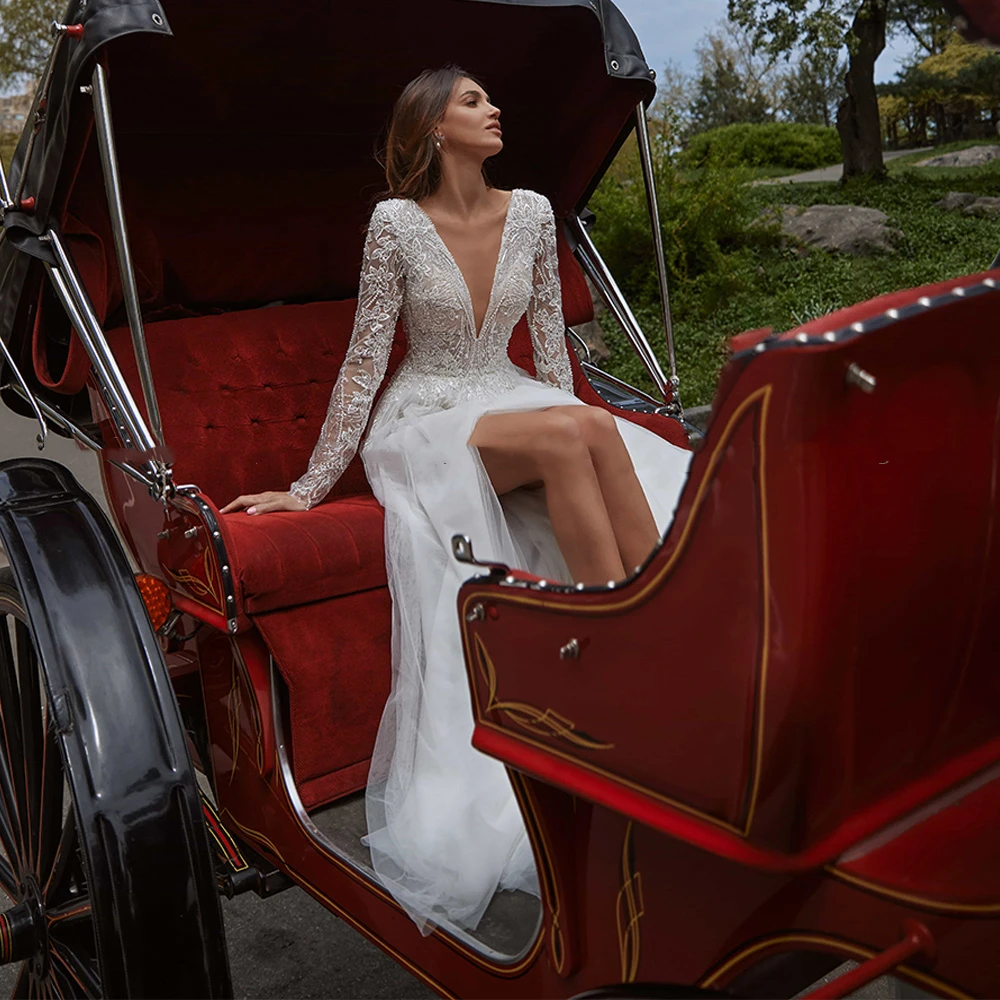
[288,189,693,934]
[290,190,573,510]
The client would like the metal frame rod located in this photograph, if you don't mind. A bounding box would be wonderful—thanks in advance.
[3,382,99,451]
[90,63,164,447]
[45,238,156,452]
[2,381,153,488]
[634,103,679,391]
[0,339,48,448]
[581,360,661,407]
[991,246,999,270]
[0,148,12,210]
[567,214,671,402]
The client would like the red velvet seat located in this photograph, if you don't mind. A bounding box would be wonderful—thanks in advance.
[106,230,687,808]
[221,494,387,615]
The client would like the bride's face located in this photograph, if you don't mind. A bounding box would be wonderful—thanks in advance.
[437,77,502,157]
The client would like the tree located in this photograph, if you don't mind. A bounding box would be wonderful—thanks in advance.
[0,0,63,94]
[782,45,847,126]
[728,0,891,178]
[689,22,780,133]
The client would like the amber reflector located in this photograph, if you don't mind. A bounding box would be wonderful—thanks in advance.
[135,574,172,632]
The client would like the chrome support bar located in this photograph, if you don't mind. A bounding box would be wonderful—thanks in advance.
[0,148,12,211]
[991,246,999,270]
[45,231,156,453]
[581,360,661,407]
[3,383,98,451]
[0,341,48,448]
[566,214,671,402]
[634,103,680,408]
[90,63,164,447]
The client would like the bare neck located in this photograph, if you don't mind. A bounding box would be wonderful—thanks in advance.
[422,153,495,221]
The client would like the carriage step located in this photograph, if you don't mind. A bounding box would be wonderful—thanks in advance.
[200,791,294,899]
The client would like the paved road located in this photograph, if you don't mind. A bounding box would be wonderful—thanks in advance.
[756,147,934,185]
[0,410,435,998]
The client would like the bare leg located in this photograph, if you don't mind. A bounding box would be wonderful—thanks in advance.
[549,406,659,571]
[469,410,625,584]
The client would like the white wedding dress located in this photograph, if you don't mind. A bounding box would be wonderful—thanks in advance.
[289,189,692,934]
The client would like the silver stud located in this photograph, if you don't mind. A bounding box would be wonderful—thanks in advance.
[575,582,585,591]
[851,322,864,333]
[537,579,548,588]
[918,296,932,308]
[213,530,220,538]
[846,363,877,394]
[886,308,899,320]
[222,565,229,574]
[795,332,809,343]
[229,621,238,633]
[953,286,967,297]
[505,575,516,584]
[227,595,235,604]
[823,331,836,342]
[754,342,767,353]
[559,638,581,661]
[606,580,616,589]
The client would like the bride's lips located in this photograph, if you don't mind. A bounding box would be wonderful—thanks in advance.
[487,123,502,135]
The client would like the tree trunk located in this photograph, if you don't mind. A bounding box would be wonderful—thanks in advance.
[836,0,888,179]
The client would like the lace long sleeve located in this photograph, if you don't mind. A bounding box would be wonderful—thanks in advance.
[526,198,574,394]
[289,203,404,509]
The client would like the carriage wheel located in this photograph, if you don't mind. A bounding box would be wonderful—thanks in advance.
[0,572,103,997]
[0,560,232,998]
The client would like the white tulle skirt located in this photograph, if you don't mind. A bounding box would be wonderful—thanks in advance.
[360,369,692,934]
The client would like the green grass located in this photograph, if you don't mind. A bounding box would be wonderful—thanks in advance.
[0,133,17,171]
[598,159,1000,409]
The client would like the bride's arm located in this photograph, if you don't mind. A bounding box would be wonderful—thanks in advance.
[288,201,404,509]
[526,196,575,395]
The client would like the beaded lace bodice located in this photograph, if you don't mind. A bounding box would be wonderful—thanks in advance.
[290,188,575,508]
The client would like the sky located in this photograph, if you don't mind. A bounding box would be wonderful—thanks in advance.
[611,0,916,85]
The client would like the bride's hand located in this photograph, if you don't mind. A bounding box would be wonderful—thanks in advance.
[219,491,308,515]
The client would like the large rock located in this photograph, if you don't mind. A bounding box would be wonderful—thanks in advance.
[917,145,1000,168]
[772,204,901,256]
[934,191,1000,218]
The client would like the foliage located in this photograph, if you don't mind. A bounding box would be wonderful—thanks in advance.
[688,22,783,133]
[682,122,842,170]
[781,46,846,126]
[0,131,17,168]
[591,148,1000,408]
[878,34,1000,146]
[0,0,63,92]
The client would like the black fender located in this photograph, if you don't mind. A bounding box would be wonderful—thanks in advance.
[0,457,231,998]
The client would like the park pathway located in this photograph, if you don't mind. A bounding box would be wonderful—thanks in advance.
[757,147,934,185]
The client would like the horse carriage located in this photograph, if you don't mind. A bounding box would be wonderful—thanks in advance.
[1,0,1000,996]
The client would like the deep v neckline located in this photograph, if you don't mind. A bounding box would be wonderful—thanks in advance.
[412,190,518,340]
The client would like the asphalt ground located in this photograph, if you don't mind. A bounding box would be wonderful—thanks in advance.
[0,411,436,998]
[755,146,934,185]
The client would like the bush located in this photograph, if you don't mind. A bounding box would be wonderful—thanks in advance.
[682,122,842,171]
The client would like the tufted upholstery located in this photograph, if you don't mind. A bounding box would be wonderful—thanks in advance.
[106,231,687,807]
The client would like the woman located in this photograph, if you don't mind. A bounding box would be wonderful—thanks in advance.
[222,66,692,934]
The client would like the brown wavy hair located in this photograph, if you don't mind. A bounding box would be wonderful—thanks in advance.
[383,65,492,202]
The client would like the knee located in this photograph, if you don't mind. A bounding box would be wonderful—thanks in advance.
[534,413,588,467]
[575,407,621,453]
